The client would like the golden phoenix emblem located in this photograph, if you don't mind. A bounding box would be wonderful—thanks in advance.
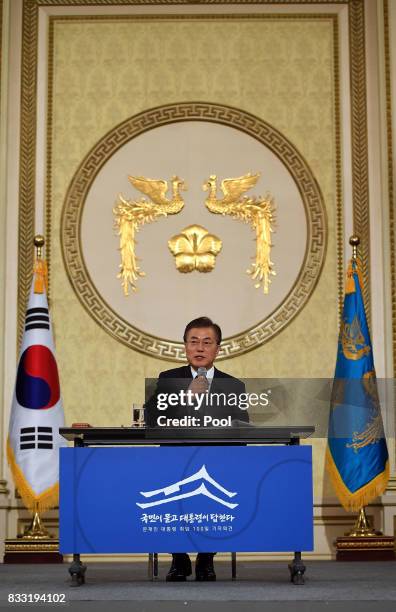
[114,172,276,296]
[168,225,222,273]
[113,175,186,295]
[203,173,276,293]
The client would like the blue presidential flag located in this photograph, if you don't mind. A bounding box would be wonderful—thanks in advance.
[326,260,389,511]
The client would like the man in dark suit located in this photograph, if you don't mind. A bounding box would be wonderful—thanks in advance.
[144,316,249,582]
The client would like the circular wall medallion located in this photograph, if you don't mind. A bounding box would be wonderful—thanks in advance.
[61,102,327,361]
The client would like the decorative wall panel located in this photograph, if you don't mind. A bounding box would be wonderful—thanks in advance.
[44,15,340,498]
[61,103,327,359]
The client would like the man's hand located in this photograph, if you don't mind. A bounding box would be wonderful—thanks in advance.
[188,375,209,395]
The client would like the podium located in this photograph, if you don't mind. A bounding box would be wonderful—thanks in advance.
[59,426,314,586]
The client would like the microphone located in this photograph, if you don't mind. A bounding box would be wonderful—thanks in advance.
[196,367,207,378]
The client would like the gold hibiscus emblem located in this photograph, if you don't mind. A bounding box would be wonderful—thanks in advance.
[168,225,222,273]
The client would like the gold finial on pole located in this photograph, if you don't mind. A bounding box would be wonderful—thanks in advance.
[34,234,45,259]
[349,235,360,261]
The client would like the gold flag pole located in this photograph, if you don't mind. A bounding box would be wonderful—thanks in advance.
[335,236,394,560]
[22,237,52,540]
[344,237,380,539]
[4,235,62,563]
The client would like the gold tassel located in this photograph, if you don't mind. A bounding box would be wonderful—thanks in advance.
[7,439,59,514]
[326,446,389,512]
[345,259,364,295]
[345,261,356,294]
[33,258,48,294]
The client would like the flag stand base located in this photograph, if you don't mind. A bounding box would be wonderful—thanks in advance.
[3,512,63,564]
[336,508,395,561]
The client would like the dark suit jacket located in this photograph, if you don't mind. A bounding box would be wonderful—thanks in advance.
[144,365,249,428]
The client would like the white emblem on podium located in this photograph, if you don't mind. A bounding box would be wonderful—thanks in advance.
[136,464,238,509]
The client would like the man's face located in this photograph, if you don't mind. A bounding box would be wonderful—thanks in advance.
[184,326,220,371]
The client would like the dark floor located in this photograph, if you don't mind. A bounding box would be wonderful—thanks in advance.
[0,560,395,611]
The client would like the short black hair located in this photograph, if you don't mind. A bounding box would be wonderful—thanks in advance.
[183,316,222,345]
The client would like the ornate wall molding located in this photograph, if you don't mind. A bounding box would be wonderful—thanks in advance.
[19,0,38,347]
[18,0,363,345]
[383,0,396,377]
[45,8,54,297]
[0,1,3,89]
[349,0,370,319]
[0,479,10,496]
[30,0,349,5]
[332,9,344,315]
[61,102,327,360]
[383,0,396,475]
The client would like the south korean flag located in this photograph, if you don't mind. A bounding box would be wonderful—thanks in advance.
[7,277,67,513]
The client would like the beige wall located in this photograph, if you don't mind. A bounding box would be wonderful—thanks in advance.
[0,0,395,561]
[50,15,338,426]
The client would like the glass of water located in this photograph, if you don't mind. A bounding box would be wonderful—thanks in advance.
[132,403,145,427]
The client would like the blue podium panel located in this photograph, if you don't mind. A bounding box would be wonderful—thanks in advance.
[59,446,313,553]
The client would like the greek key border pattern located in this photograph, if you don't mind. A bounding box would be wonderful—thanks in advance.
[349,0,370,319]
[61,102,327,360]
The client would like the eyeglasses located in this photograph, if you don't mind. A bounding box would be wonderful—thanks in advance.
[185,340,216,348]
